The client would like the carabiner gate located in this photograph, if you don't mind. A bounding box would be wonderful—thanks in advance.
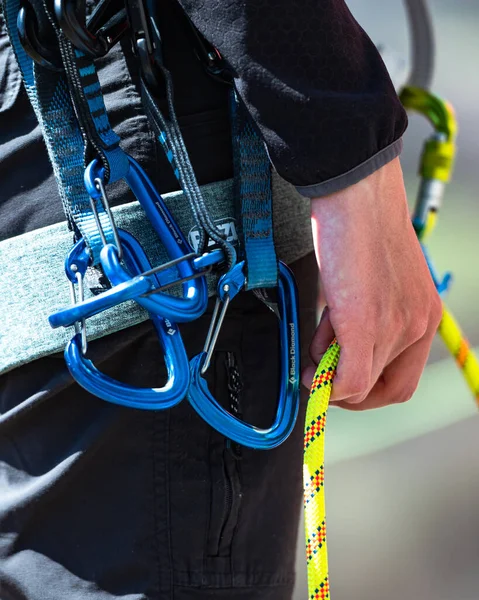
[84,156,212,323]
[187,262,301,450]
[62,230,190,410]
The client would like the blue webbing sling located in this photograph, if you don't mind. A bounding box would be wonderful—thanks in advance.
[2,0,280,328]
[2,0,120,263]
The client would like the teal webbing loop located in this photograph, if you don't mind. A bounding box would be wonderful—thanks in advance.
[67,45,129,182]
[2,0,116,263]
[231,92,278,290]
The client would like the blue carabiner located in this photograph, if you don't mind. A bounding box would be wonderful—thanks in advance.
[187,261,300,449]
[62,231,190,410]
[49,231,225,330]
[49,231,154,329]
[85,156,211,322]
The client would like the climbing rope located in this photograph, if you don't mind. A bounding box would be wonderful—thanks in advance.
[303,340,340,600]
[399,86,479,409]
[416,186,479,409]
[439,309,479,407]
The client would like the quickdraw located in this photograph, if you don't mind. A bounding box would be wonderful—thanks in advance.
[63,229,191,410]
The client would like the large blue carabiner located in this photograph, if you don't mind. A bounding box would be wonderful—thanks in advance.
[187,261,300,449]
[62,230,190,410]
[84,156,210,323]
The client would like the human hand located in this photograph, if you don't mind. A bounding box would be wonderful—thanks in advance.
[301,157,442,410]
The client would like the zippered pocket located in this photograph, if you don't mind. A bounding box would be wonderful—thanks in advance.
[207,351,243,558]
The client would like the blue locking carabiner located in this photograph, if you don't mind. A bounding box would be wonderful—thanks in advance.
[49,231,153,329]
[84,155,212,323]
[61,230,190,410]
[187,261,301,449]
[49,234,224,329]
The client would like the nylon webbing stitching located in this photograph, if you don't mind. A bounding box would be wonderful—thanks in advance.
[231,92,278,289]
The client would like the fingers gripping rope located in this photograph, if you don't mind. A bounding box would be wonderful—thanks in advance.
[304,340,340,600]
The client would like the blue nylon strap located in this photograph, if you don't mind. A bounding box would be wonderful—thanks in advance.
[73,48,128,182]
[1,0,115,264]
[231,93,278,290]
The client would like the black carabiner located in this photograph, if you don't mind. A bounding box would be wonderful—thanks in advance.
[124,0,163,93]
[54,0,129,58]
[17,1,63,71]
[181,14,232,84]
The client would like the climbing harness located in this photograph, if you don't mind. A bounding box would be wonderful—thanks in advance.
[2,1,477,599]
[3,0,300,438]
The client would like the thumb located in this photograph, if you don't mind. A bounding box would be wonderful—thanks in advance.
[309,306,335,363]
[301,307,335,389]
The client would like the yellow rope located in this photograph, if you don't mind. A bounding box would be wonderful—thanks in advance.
[302,310,479,600]
[303,340,340,600]
[302,85,476,592]
[439,306,479,407]
[418,187,479,408]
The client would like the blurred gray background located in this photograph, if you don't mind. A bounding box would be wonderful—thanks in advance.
[294,1,479,598]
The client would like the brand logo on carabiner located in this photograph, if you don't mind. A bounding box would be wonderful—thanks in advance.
[289,322,297,384]
[164,318,176,336]
[188,218,238,253]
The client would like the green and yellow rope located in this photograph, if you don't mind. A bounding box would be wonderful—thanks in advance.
[439,308,479,407]
[303,340,340,600]
[401,86,479,407]
[303,88,479,599]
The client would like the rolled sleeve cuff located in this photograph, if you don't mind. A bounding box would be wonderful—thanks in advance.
[294,138,403,199]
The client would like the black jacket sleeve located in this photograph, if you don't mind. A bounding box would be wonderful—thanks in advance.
[178,0,408,197]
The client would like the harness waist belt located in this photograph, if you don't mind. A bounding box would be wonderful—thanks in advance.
[0,174,313,375]
[0,179,237,375]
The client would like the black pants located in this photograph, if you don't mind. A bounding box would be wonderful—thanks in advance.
[0,254,317,600]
